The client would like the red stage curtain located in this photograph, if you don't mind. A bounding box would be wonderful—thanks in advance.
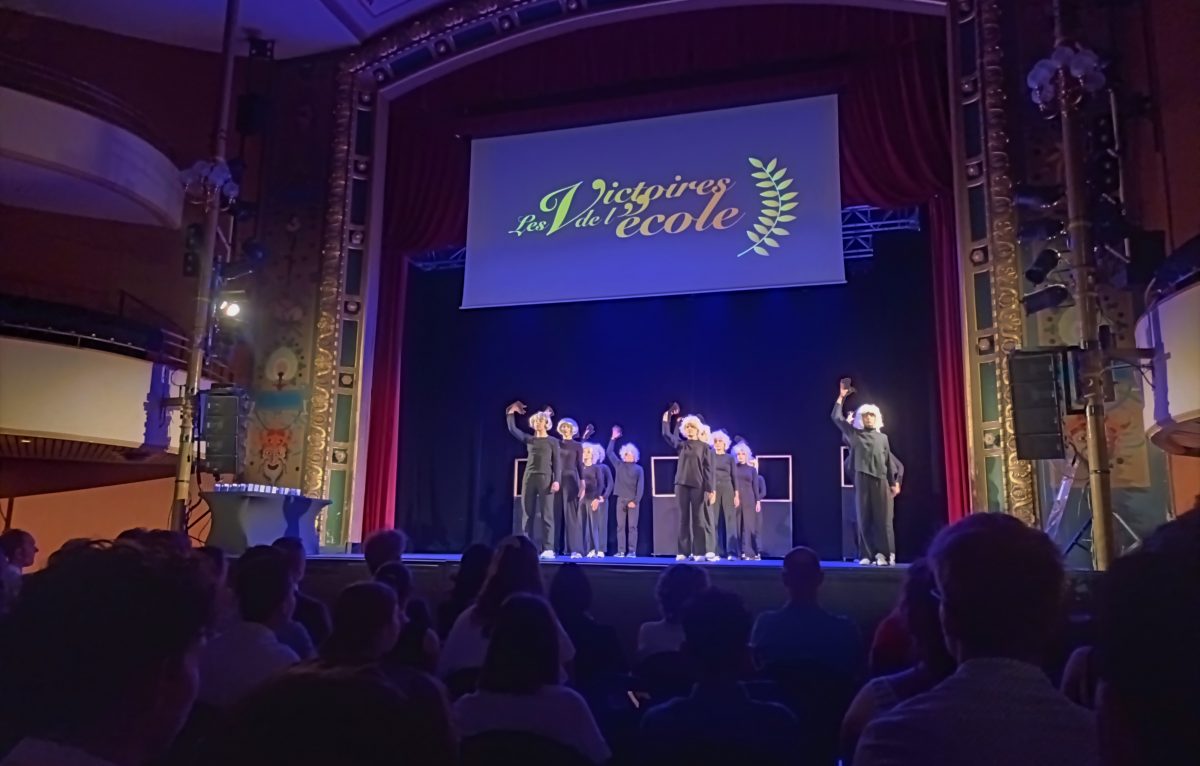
[360,6,971,536]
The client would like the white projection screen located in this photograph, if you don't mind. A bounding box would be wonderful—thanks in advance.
[462,95,844,308]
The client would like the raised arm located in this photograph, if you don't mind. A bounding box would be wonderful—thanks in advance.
[831,399,854,439]
[506,411,531,444]
[661,411,681,449]
[606,440,621,467]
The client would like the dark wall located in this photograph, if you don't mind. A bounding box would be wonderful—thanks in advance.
[397,228,946,559]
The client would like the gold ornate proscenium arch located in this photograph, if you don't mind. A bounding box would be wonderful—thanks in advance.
[309,0,1011,545]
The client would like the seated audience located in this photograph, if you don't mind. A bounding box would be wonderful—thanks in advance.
[115,527,191,553]
[0,529,37,605]
[437,542,493,638]
[1094,523,1200,766]
[198,547,299,708]
[549,563,625,686]
[363,528,407,575]
[454,594,611,764]
[237,545,315,659]
[868,606,913,677]
[440,535,574,681]
[273,536,332,647]
[0,539,214,766]
[751,546,863,678]
[640,589,802,765]
[375,561,440,673]
[212,666,456,766]
[855,513,1097,766]
[636,563,708,659]
[195,544,235,626]
[319,581,401,670]
[841,559,954,764]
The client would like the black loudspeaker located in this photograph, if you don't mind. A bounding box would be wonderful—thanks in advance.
[1010,351,1066,460]
[203,388,247,475]
[236,93,268,135]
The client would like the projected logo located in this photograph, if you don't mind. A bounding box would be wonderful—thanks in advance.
[506,156,796,258]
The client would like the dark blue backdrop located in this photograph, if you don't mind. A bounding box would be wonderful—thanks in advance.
[397,227,946,560]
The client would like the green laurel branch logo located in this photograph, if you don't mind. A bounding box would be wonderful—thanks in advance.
[737,157,797,257]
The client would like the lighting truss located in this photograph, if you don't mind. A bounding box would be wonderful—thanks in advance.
[409,206,922,270]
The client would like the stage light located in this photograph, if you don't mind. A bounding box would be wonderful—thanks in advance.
[1018,217,1066,242]
[1022,284,1070,315]
[1025,248,1062,285]
[219,300,241,318]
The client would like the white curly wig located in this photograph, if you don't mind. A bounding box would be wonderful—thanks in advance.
[711,429,731,449]
[732,441,753,459]
[556,418,579,437]
[619,443,641,462]
[852,404,884,430]
[680,415,703,435]
[529,409,553,431]
[583,442,604,463]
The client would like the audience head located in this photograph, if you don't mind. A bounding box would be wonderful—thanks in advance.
[928,513,1064,663]
[901,558,955,674]
[1095,527,1200,766]
[115,527,191,554]
[549,562,592,619]
[781,546,823,603]
[215,666,455,766]
[478,594,560,694]
[363,529,407,575]
[682,588,753,680]
[0,529,37,569]
[656,563,709,624]
[452,542,493,602]
[196,545,228,585]
[474,535,542,629]
[321,581,400,665]
[0,540,214,761]
[271,536,308,583]
[233,546,295,628]
[374,561,414,607]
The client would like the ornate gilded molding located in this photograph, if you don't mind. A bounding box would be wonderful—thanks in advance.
[978,0,1036,524]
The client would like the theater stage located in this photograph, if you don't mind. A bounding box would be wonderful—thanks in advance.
[305,553,909,656]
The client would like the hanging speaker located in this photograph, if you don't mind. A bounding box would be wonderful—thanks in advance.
[202,387,248,475]
[1010,350,1066,460]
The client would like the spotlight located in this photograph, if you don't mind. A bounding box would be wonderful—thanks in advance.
[1025,248,1062,285]
[1018,217,1066,242]
[1022,284,1070,315]
[219,300,242,318]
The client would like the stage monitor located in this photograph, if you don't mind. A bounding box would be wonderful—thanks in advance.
[463,95,844,308]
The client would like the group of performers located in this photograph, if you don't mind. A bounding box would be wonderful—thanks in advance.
[505,400,767,562]
[505,378,903,567]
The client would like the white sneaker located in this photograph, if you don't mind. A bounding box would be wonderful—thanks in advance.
[570,552,582,559]
[889,553,896,566]
[586,550,597,558]
[614,552,626,558]
[858,558,871,566]
[691,554,704,562]
[705,552,719,562]
[726,555,736,561]
[540,550,556,560]
[675,554,687,561]
[875,553,888,566]
[596,552,605,558]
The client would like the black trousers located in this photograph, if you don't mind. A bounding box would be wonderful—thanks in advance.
[676,485,710,556]
[519,472,555,552]
[615,496,639,555]
[713,482,740,557]
[854,471,895,559]
[560,473,583,555]
[742,503,760,556]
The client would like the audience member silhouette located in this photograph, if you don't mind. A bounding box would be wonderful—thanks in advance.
[636,563,708,659]
[272,536,332,647]
[549,563,625,687]
[436,542,493,639]
[374,562,441,673]
[363,529,407,575]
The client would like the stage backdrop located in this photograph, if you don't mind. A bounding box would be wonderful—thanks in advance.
[398,228,945,560]
[464,96,844,308]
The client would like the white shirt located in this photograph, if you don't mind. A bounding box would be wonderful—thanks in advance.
[855,657,1099,766]
[438,604,575,678]
[636,619,685,659]
[454,686,611,764]
[198,620,299,708]
[0,739,118,766]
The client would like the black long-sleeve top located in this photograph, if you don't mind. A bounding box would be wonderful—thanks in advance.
[580,463,610,499]
[830,401,904,485]
[662,418,713,491]
[606,440,645,502]
[507,413,561,481]
[712,452,736,489]
[555,438,585,478]
[733,463,762,505]
[598,464,613,499]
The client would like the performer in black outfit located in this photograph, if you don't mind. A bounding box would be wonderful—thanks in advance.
[732,442,763,560]
[551,416,587,558]
[505,401,561,559]
[662,404,715,562]
[607,426,645,558]
[709,430,740,560]
[832,380,905,566]
[579,443,611,557]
